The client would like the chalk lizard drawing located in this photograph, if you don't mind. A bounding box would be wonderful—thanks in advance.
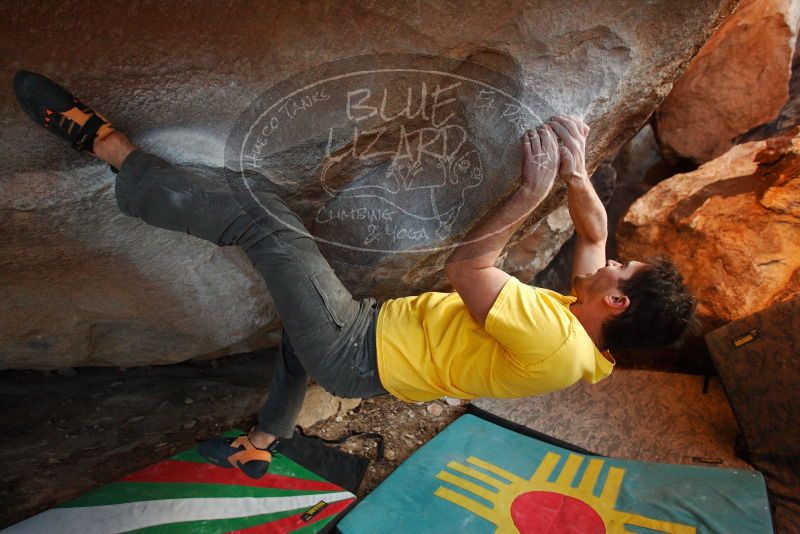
[319,123,483,241]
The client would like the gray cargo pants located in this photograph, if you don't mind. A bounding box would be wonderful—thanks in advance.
[115,150,388,439]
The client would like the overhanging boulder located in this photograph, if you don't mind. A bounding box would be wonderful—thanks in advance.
[0,0,737,368]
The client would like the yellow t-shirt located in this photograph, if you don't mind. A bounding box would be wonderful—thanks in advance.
[375,276,614,402]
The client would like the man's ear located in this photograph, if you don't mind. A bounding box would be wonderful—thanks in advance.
[603,294,630,315]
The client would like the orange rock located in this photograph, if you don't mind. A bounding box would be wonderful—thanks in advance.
[618,127,800,330]
[656,0,800,163]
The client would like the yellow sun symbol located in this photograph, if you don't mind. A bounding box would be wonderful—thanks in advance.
[434,451,695,533]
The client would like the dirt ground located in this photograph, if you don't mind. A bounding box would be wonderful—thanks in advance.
[0,349,465,528]
[306,395,467,499]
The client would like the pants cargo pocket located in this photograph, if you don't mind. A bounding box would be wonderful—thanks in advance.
[309,270,351,328]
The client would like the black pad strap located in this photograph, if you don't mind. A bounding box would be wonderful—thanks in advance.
[294,425,385,461]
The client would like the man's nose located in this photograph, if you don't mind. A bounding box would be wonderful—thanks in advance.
[607,259,622,268]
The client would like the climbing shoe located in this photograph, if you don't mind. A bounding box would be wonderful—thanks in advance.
[13,70,114,155]
[197,432,280,480]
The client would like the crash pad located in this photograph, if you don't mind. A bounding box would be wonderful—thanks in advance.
[706,296,800,533]
[338,414,773,533]
[3,430,359,533]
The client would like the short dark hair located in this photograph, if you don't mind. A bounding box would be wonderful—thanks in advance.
[601,256,697,351]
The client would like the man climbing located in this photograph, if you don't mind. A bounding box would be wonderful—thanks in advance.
[13,71,696,479]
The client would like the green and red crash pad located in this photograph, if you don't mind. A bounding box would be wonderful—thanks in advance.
[337,414,773,533]
[4,431,360,533]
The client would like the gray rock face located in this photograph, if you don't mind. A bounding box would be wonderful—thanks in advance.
[1,0,736,368]
[504,163,617,285]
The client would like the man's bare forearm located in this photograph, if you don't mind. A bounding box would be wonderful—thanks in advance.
[443,126,559,325]
[446,184,546,271]
[566,173,607,244]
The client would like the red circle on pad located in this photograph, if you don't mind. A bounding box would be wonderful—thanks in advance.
[511,491,606,533]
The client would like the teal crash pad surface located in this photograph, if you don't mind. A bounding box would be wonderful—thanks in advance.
[338,414,772,533]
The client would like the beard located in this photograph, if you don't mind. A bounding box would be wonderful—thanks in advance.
[572,271,609,301]
[570,273,590,297]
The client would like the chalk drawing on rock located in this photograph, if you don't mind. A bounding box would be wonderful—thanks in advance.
[224,54,549,261]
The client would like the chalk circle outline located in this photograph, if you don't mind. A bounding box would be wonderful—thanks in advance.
[224,53,553,255]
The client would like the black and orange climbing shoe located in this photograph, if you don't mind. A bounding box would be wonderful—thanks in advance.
[13,70,114,155]
[197,432,280,480]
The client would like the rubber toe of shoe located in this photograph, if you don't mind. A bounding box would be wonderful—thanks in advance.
[197,436,270,479]
[197,436,238,468]
[13,70,75,124]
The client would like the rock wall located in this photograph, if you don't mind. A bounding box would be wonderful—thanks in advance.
[0,0,737,368]
[739,25,800,142]
[656,0,800,163]
[504,163,616,284]
[618,126,800,330]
